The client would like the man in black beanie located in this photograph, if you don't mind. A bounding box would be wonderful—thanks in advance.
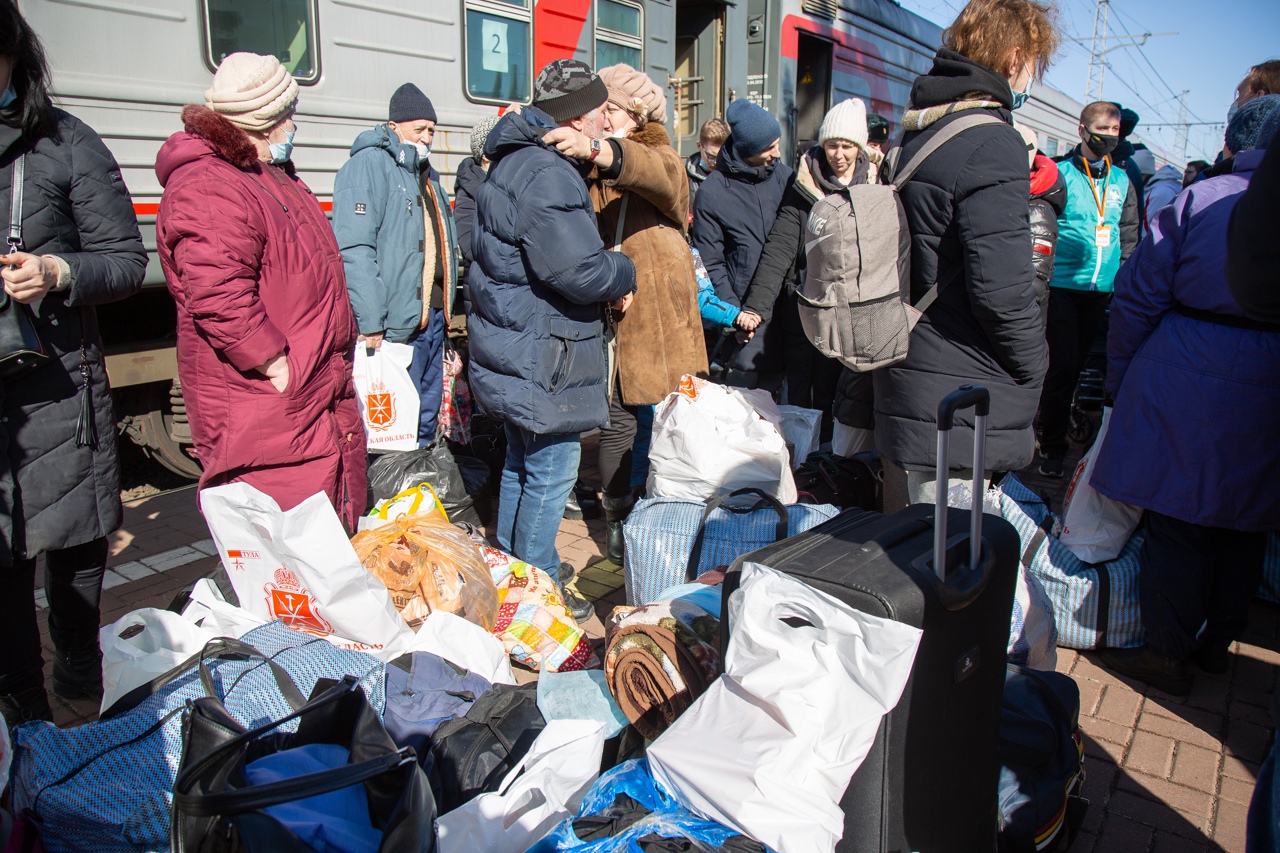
[333,82,459,447]
[465,59,636,621]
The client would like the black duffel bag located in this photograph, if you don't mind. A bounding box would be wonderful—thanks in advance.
[172,672,435,853]
[367,441,490,526]
[426,683,545,813]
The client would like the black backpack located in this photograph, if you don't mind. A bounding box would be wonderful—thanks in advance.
[997,664,1089,853]
[426,682,545,813]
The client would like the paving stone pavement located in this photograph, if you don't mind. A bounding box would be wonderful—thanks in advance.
[30,431,1275,853]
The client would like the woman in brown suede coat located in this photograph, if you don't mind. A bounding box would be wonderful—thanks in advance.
[589,64,707,562]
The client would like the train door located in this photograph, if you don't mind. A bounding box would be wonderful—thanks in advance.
[793,31,832,163]
[673,0,726,157]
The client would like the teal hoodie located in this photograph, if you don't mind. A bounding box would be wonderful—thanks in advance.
[333,123,458,341]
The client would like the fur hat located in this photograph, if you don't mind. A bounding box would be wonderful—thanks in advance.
[725,99,781,158]
[204,53,298,133]
[389,83,437,123]
[532,59,608,123]
[598,64,667,126]
[470,115,501,161]
[818,98,868,149]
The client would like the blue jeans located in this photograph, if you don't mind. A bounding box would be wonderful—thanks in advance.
[408,308,447,446]
[497,425,580,575]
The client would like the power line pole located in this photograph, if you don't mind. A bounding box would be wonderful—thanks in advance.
[1086,0,1110,102]
[1174,90,1190,165]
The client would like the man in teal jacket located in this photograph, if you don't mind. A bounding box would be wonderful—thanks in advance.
[1036,101,1139,477]
[333,83,459,445]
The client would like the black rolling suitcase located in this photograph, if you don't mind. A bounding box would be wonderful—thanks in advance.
[721,386,1021,853]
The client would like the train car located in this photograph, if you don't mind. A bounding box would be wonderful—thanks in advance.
[22,0,1056,478]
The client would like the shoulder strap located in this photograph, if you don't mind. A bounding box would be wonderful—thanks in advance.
[612,193,630,251]
[8,153,25,253]
[890,113,1005,189]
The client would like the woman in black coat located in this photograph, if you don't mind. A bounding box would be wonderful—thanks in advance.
[0,1,146,722]
[872,0,1055,509]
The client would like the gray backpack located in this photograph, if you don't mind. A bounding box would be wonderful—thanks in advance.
[798,113,1003,372]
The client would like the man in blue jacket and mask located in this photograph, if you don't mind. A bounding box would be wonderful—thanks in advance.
[468,60,636,620]
[333,83,459,445]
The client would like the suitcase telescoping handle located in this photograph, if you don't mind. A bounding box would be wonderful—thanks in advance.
[934,385,989,581]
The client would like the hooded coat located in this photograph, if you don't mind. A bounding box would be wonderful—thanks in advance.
[1030,153,1066,320]
[0,112,146,564]
[872,49,1048,472]
[1143,164,1183,223]
[588,121,708,405]
[1093,149,1280,531]
[155,106,366,529]
[332,124,458,343]
[1227,143,1280,323]
[453,155,488,301]
[467,107,636,435]
[690,136,794,374]
[685,152,712,218]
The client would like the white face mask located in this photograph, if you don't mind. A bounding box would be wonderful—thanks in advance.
[609,128,629,139]
[414,140,430,160]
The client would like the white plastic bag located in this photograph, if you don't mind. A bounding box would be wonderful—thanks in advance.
[647,562,922,853]
[647,375,797,504]
[778,405,823,470]
[99,608,219,715]
[435,719,605,853]
[352,341,420,452]
[400,611,517,686]
[179,577,267,639]
[200,484,414,657]
[1059,408,1143,563]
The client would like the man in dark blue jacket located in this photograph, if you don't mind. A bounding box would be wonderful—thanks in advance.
[468,59,636,619]
[691,99,794,390]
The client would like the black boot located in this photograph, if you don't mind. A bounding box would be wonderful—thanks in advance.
[1,685,53,725]
[52,642,104,702]
[603,495,633,565]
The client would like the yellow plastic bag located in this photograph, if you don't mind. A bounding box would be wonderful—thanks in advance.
[366,482,447,524]
[351,512,500,631]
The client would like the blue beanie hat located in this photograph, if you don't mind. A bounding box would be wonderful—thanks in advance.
[1226,94,1280,154]
[1253,96,1280,151]
[389,83,437,123]
[725,99,782,158]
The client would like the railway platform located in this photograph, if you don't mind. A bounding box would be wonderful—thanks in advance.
[27,440,1275,853]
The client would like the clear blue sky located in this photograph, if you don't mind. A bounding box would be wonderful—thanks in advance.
[891,0,1280,162]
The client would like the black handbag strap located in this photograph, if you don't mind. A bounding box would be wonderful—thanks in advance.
[198,636,309,711]
[685,488,789,583]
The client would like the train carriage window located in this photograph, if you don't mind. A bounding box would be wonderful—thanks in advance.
[464,0,533,104]
[596,0,643,69]
[203,0,319,82]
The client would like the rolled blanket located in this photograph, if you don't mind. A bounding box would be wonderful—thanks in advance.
[603,599,721,739]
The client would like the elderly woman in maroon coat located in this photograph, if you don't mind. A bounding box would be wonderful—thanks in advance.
[155,53,365,530]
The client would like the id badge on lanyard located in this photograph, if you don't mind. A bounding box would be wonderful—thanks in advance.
[1088,162,1112,248]
[1095,224,1112,247]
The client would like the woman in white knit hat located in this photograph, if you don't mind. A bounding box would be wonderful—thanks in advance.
[738,97,874,452]
[153,53,367,532]
[569,64,708,564]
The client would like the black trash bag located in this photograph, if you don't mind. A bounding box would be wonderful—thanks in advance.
[367,443,487,526]
[451,414,507,488]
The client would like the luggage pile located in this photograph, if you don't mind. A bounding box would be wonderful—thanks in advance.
[2,387,1094,853]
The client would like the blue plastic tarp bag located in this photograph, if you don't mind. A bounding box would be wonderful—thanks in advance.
[527,759,766,852]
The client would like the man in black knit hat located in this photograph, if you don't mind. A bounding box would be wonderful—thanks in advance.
[466,60,636,622]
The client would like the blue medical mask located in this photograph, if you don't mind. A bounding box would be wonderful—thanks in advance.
[1011,79,1033,111]
[0,85,16,110]
[1227,102,1240,124]
[269,128,295,164]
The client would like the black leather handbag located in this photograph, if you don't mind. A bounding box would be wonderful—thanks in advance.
[1,153,51,381]
[172,665,436,853]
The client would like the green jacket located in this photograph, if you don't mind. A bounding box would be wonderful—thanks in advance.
[1051,148,1140,292]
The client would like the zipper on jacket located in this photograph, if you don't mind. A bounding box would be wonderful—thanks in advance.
[548,339,569,393]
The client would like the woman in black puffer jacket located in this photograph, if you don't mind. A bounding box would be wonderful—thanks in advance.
[873,0,1056,510]
[0,1,146,722]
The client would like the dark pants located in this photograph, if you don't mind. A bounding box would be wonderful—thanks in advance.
[1038,289,1109,459]
[1139,511,1266,661]
[598,386,639,504]
[780,294,841,441]
[0,536,108,693]
[408,308,447,446]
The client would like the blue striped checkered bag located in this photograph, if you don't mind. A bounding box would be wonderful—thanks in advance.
[1256,534,1280,603]
[9,620,385,853]
[995,475,1144,651]
[622,488,839,606]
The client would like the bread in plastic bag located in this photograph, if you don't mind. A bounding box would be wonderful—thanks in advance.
[351,512,500,631]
